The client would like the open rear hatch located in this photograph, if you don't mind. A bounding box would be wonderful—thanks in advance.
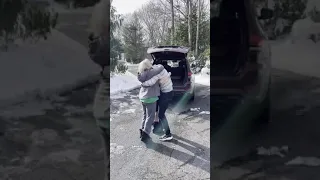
[148,47,191,91]
[210,0,258,94]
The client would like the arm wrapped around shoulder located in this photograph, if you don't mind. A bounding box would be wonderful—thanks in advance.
[141,68,170,87]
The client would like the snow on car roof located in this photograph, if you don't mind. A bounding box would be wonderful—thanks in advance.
[147,46,189,54]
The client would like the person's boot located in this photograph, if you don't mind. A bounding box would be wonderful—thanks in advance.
[140,131,151,142]
[139,129,143,138]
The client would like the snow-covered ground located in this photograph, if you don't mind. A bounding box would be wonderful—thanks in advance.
[195,73,210,86]
[286,156,320,166]
[110,72,141,95]
[272,38,320,78]
[272,4,320,78]
[0,30,100,107]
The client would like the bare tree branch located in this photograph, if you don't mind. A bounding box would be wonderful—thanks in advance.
[159,0,187,18]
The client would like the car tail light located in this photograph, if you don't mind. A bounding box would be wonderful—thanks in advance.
[250,34,263,47]
[249,34,263,63]
[188,72,192,77]
[247,34,263,86]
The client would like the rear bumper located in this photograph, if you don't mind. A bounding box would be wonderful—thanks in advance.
[172,89,193,97]
[172,85,194,97]
[210,62,262,95]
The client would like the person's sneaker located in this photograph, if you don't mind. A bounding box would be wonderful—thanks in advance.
[141,131,151,142]
[159,134,173,141]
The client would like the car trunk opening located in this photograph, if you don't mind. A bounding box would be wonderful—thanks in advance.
[211,0,249,77]
[151,52,189,90]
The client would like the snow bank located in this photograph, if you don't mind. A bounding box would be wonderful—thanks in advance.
[290,17,320,43]
[286,156,320,166]
[195,74,210,86]
[110,72,141,95]
[201,67,210,75]
[304,0,320,16]
[257,146,288,157]
[272,39,320,78]
[0,30,100,108]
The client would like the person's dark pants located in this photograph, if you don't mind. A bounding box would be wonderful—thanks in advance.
[99,127,109,180]
[156,91,173,135]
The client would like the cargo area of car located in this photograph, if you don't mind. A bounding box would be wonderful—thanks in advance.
[155,60,188,87]
[210,0,249,77]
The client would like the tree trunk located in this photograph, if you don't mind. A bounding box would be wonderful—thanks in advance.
[187,0,192,49]
[134,27,137,61]
[170,0,175,45]
[195,0,201,57]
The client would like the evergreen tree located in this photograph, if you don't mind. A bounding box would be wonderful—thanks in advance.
[122,13,145,64]
[0,0,58,50]
[110,5,123,72]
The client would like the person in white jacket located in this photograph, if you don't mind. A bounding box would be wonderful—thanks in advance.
[140,62,173,141]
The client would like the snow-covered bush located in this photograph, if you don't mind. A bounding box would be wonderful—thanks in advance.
[274,18,290,36]
[0,0,58,50]
[190,60,204,74]
[190,47,209,74]
[291,16,320,43]
[115,60,128,73]
[304,0,320,18]
[257,0,307,39]
[201,60,210,75]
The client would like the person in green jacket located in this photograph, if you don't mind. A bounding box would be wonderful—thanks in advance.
[137,59,164,142]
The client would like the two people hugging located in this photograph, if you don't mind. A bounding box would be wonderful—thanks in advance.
[137,59,173,142]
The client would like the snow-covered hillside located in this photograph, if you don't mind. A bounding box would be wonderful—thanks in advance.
[0,30,100,107]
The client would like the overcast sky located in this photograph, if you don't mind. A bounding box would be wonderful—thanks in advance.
[112,0,150,15]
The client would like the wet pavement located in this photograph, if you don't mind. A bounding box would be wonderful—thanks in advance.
[110,86,210,180]
[212,69,320,180]
[0,84,106,180]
